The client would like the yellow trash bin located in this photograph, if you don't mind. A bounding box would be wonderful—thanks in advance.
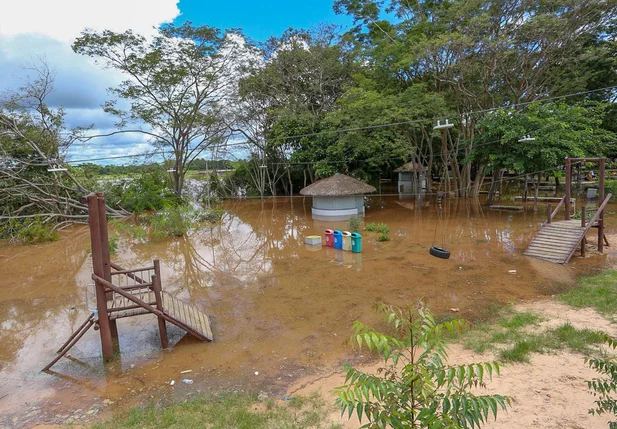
[342,231,352,251]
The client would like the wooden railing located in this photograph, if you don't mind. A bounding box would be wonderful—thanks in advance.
[549,195,566,222]
[587,193,612,228]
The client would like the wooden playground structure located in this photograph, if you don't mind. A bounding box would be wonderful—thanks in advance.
[43,192,213,370]
[525,158,611,264]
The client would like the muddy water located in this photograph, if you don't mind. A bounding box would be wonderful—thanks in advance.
[1,196,615,427]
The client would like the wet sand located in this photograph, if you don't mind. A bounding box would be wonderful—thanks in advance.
[1,196,615,427]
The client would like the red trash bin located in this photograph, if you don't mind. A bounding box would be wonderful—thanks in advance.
[325,229,334,247]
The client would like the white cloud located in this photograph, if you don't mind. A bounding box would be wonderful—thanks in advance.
[0,0,181,164]
[0,0,181,43]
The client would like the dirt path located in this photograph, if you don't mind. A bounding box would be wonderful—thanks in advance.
[288,300,614,429]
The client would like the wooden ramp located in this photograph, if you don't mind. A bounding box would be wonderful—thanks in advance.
[106,290,213,341]
[162,292,213,341]
[524,220,590,264]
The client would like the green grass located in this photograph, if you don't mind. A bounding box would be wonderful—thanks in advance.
[91,392,341,429]
[458,307,606,362]
[559,270,617,315]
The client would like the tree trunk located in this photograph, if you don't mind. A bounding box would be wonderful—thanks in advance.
[487,169,499,206]
[534,174,540,212]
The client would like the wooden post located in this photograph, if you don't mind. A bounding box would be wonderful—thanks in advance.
[87,193,114,361]
[581,206,586,257]
[96,192,119,353]
[547,204,552,224]
[599,158,605,253]
[153,259,168,349]
[565,158,571,220]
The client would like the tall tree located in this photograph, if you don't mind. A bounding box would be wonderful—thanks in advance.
[73,23,239,195]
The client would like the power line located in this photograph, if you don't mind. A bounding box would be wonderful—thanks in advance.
[51,84,617,165]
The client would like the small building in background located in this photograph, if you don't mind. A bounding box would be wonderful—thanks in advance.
[394,161,427,196]
[300,173,376,221]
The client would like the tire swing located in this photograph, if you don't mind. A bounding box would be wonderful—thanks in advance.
[429,197,451,259]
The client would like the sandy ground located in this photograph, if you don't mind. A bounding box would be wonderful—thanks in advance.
[288,300,615,429]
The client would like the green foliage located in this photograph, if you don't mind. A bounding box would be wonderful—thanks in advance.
[364,222,389,234]
[102,167,179,213]
[347,215,363,232]
[604,180,617,197]
[377,232,390,242]
[91,391,340,429]
[147,206,198,239]
[335,303,510,428]
[108,234,119,254]
[0,217,60,244]
[585,335,617,428]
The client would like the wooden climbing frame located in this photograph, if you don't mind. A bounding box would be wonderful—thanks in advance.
[43,192,213,371]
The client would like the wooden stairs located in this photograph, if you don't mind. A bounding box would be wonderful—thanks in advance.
[524,194,611,264]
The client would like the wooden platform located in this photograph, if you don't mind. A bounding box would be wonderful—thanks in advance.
[524,219,590,264]
[514,196,576,203]
[107,290,213,341]
[489,205,524,211]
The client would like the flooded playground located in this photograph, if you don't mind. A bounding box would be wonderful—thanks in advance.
[1,195,616,427]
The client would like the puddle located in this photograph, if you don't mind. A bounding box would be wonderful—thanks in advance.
[0,195,615,426]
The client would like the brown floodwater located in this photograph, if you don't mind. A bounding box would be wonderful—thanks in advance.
[1,195,616,427]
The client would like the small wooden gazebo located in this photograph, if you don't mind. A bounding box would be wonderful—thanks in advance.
[300,173,376,220]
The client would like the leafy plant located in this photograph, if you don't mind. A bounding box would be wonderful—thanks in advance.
[586,335,617,428]
[108,233,119,254]
[347,215,363,232]
[365,222,389,234]
[0,217,60,244]
[377,232,390,242]
[335,303,510,428]
[147,206,198,239]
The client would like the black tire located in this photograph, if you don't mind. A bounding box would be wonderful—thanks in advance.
[429,246,451,259]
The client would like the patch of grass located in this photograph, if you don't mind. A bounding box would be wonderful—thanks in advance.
[499,312,540,329]
[91,391,341,429]
[559,270,617,315]
[377,232,390,242]
[458,306,607,362]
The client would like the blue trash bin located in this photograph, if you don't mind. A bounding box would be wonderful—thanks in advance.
[351,232,362,253]
[333,230,343,249]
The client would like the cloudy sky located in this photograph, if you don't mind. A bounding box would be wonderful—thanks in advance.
[0,0,350,165]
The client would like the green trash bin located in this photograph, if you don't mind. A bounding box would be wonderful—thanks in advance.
[351,232,362,253]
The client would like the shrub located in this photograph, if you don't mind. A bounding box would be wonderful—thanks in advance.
[365,222,390,234]
[148,206,196,239]
[102,168,179,213]
[347,215,362,232]
[377,232,390,242]
[335,303,510,428]
[0,217,60,244]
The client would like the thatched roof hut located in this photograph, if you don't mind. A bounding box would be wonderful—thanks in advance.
[393,161,425,173]
[300,173,376,196]
[300,174,375,221]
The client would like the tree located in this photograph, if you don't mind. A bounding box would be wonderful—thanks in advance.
[335,303,510,428]
[334,0,617,196]
[233,26,355,194]
[0,61,127,238]
[472,102,617,209]
[73,23,239,195]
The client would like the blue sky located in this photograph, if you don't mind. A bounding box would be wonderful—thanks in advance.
[0,0,352,165]
[173,0,351,41]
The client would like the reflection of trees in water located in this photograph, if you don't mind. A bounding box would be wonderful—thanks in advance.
[128,199,313,296]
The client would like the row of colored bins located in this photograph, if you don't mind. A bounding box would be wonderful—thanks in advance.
[325,229,362,253]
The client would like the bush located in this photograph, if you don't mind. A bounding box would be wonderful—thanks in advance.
[347,215,362,232]
[148,206,196,239]
[0,217,60,244]
[102,168,179,213]
[335,303,510,428]
[377,232,390,242]
[365,222,389,234]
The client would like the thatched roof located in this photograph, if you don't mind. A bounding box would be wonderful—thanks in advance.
[300,173,377,196]
[394,161,425,173]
